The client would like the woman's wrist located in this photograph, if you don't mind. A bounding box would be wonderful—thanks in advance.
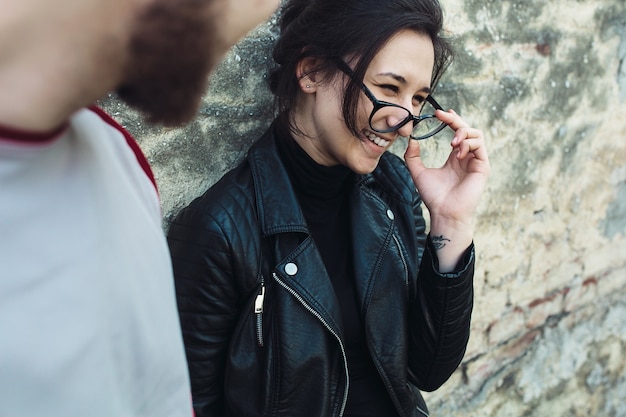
[428,215,474,273]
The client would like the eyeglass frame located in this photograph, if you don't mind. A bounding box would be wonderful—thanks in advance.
[332,59,448,140]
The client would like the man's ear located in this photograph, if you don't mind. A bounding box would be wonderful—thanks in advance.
[296,56,324,93]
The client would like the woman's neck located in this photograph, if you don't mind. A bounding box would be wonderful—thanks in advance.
[275,120,353,201]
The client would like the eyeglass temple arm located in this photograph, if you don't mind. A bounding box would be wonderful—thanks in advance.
[426,95,444,111]
[332,58,384,105]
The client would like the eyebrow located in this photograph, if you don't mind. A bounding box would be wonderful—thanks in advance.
[377,72,432,95]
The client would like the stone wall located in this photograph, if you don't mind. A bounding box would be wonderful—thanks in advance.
[99,0,626,415]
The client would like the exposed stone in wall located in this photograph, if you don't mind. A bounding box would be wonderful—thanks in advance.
[99,1,626,415]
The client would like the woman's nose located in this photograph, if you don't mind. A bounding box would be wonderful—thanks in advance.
[394,98,416,137]
[378,105,412,136]
[395,118,414,137]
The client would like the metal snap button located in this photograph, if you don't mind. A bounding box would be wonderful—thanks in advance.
[386,209,394,220]
[284,262,298,276]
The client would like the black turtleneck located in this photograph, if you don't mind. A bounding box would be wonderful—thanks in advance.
[275,122,399,417]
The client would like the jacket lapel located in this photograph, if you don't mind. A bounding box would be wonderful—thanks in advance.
[350,178,396,311]
[247,124,344,337]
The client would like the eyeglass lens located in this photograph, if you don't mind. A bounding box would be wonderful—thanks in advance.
[369,99,443,139]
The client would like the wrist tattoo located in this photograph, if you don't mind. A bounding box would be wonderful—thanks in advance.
[432,235,450,250]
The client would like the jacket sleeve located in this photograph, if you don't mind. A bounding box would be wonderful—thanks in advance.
[167,205,244,417]
[408,200,475,392]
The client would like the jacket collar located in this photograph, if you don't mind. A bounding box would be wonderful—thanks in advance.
[247,122,310,237]
[247,121,413,238]
[247,122,413,335]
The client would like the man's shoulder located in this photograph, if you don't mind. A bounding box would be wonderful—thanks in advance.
[79,106,157,190]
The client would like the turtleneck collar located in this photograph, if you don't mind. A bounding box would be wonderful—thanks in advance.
[274,120,354,201]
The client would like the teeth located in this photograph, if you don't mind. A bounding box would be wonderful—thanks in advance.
[366,132,390,147]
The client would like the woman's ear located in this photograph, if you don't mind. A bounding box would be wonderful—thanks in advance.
[296,56,323,93]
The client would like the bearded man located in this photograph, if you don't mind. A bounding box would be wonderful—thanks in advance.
[0,0,279,415]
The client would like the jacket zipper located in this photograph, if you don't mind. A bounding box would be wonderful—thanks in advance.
[272,272,350,417]
[254,276,266,347]
[378,234,420,417]
[392,234,409,286]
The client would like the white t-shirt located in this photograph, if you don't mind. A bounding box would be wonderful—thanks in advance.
[0,108,192,417]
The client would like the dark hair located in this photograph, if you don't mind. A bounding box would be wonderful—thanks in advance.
[268,0,454,137]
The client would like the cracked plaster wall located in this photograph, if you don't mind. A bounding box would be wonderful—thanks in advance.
[99,1,626,415]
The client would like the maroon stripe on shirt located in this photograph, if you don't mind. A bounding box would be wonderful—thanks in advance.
[0,122,68,144]
[88,105,158,193]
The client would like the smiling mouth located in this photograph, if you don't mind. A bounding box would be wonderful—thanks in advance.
[365,131,391,148]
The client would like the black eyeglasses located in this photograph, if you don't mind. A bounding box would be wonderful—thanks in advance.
[334,60,447,140]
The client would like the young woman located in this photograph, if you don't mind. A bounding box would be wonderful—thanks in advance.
[167,0,490,416]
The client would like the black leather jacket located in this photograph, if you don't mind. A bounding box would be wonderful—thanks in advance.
[168,123,475,417]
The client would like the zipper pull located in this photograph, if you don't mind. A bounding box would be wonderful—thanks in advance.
[254,284,265,314]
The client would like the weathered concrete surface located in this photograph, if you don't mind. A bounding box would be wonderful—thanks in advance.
[99,1,626,415]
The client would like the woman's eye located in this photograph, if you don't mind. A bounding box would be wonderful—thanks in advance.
[413,96,426,106]
[379,84,399,93]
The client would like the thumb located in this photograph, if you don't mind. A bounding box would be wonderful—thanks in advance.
[404,138,426,177]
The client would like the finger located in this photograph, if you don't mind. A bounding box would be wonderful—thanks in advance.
[435,108,470,131]
[404,137,427,177]
[454,137,489,161]
[404,133,421,158]
[451,127,483,146]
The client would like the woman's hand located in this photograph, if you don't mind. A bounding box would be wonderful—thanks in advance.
[404,109,490,271]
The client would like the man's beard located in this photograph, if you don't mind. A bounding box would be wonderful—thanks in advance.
[117,0,220,126]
